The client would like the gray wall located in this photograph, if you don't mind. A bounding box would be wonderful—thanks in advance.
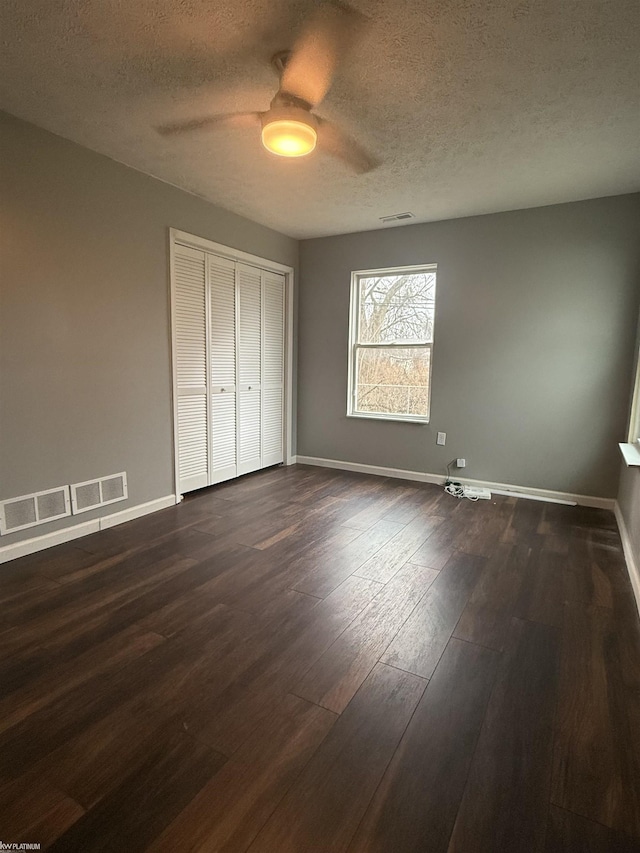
[0,111,298,545]
[297,195,640,498]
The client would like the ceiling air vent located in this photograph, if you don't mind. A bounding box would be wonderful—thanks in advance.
[379,212,415,223]
[70,472,128,515]
[0,486,71,535]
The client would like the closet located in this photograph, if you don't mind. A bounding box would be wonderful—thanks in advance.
[172,240,286,495]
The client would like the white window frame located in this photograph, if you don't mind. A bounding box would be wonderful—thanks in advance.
[628,351,640,445]
[347,263,437,424]
[618,344,640,467]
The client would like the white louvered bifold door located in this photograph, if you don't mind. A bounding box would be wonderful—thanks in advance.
[261,271,285,467]
[208,254,238,485]
[174,245,209,492]
[236,263,263,476]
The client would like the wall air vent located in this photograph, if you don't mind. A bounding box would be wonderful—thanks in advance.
[0,486,71,535]
[379,212,415,223]
[70,472,128,515]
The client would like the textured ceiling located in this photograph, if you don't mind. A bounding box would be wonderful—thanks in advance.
[1,0,639,238]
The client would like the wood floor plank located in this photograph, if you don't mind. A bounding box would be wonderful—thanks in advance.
[355,515,445,583]
[242,493,358,551]
[191,494,294,540]
[39,704,183,810]
[455,494,515,557]
[295,562,438,713]
[409,517,460,571]
[201,500,369,614]
[182,574,384,755]
[231,499,323,549]
[378,485,440,524]
[0,572,61,605]
[293,519,405,597]
[248,663,426,853]
[347,638,497,853]
[513,546,566,627]
[501,497,545,544]
[47,731,226,852]
[74,500,226,557]
[584,537,638,620]
[147,694,336,853]
[566,537,615,609]
[0,551,248,696]
[340,488,417,530]
[0,770,82,842]
[134,587,238,638]
[545,805,640,852]
[35,611,255,806]
[24,795,85,849]
[2,542,97,582]
[0,624,165,735]
[381,552,484,678]
[1,548,198,637]
[552,603,640,836]
[447,617,559,853]
[0,604,249,781]
[222,524,363,615]
[454,542,530,650]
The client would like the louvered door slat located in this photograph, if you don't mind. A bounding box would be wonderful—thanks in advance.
[174,251,206,388]
[209,255,236,387]
[208,254,237,482]
[174,245,208,492]
[261,272,284,466]
[262,388,283,466]
[237,264,262,387]
[263,272,284,386]
[237,263,263,475]
[177,396,208,484]
[211,392,237,484]
[238,390,262,475]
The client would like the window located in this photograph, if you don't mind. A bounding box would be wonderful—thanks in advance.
[628,349,640,445]
[347,264,437,423]
[619,345,640,466]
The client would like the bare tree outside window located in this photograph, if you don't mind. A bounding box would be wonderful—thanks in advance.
[349,268,436,420]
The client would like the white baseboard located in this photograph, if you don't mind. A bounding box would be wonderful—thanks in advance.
[0,494,176,564]
[296,455,442,485]
[98,495,177,529]
[614,502,640,617]
[294,455,615,510]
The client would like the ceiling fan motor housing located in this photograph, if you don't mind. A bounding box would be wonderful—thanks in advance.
[261,104,317,131]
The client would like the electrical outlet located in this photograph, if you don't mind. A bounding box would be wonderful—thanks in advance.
[456,458,466,468]
[437,432,446,446]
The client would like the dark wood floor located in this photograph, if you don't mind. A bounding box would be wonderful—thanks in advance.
[2,464,640,852]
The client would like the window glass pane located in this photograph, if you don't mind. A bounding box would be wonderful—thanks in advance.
[358,272,435,344]
[355,347,430,417]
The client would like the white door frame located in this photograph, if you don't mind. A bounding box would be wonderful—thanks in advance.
[169,227,295,503]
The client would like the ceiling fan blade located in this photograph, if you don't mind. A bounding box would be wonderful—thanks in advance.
[280,1,367,109]
[316,118,380,173]
[157,111,263,136]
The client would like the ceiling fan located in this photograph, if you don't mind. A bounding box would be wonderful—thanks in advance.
[157,1,379,174]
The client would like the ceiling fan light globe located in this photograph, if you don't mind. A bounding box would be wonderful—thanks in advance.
[261,120,317,157]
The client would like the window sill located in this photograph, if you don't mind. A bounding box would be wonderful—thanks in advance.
[347,412,430,425]
[619,442,640,466]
